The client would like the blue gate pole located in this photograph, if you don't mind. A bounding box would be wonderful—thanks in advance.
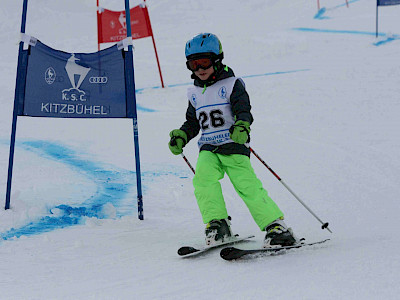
[376,1,379,38]
[5,0,29,210]
[124,0,144,220]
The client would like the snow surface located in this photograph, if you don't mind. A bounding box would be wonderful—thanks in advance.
[1,0,400,299]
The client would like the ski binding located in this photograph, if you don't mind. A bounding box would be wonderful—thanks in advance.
[178,234,255,258]
[220,239,330,261]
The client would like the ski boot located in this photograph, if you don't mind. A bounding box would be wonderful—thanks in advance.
[263,218,297,248]
[205,217,233,246]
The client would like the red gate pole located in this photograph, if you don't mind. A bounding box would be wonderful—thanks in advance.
[143,0,164,88]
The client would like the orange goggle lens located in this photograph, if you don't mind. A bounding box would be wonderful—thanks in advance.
[186,58,213,71]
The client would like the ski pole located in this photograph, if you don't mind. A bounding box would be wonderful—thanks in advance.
[249,147,332,233]
[180,152,195,174]
[170,137,195,174]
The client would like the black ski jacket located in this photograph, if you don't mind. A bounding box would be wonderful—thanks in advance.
[180,66,253,157]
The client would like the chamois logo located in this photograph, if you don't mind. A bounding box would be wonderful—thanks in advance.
[218,86,227,99]
[191,94,197,105]
[62,54,91,102]
[119,12,127,29]
[45,67,56,85]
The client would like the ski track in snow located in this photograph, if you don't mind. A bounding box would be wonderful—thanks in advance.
[0,140,135,241]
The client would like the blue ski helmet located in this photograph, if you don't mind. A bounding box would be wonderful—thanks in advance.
[185,33,223,60]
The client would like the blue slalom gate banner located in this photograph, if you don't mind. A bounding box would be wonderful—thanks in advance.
[6,0,144,220]
[376,0,400,37]
[18,40,132,118]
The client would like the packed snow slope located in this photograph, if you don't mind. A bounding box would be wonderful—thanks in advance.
[0,0,399,299]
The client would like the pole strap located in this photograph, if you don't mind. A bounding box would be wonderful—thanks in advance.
[117,37,133,50]
[19,33,37,46]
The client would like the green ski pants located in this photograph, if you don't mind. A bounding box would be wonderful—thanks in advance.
[193,151,283,231]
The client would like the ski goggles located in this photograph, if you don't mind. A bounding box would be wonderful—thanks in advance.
[186,57,213,71]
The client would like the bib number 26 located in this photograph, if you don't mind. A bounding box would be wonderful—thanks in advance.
[199,109,225,130]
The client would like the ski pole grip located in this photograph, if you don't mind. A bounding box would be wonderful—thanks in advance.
[170,136,185,147]
[170,137,177,146]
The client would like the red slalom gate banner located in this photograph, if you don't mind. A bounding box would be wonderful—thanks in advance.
[97,1,164,87]
[98,4,150,43]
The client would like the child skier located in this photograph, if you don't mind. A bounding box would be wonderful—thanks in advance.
[168,33,297,248]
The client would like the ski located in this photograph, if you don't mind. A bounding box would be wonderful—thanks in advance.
[220,239,330,261]
[178,235,255,258]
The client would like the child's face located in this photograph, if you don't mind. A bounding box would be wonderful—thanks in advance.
[194,65,214,81]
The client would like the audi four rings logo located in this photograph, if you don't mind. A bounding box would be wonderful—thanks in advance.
[89,76,108,84]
